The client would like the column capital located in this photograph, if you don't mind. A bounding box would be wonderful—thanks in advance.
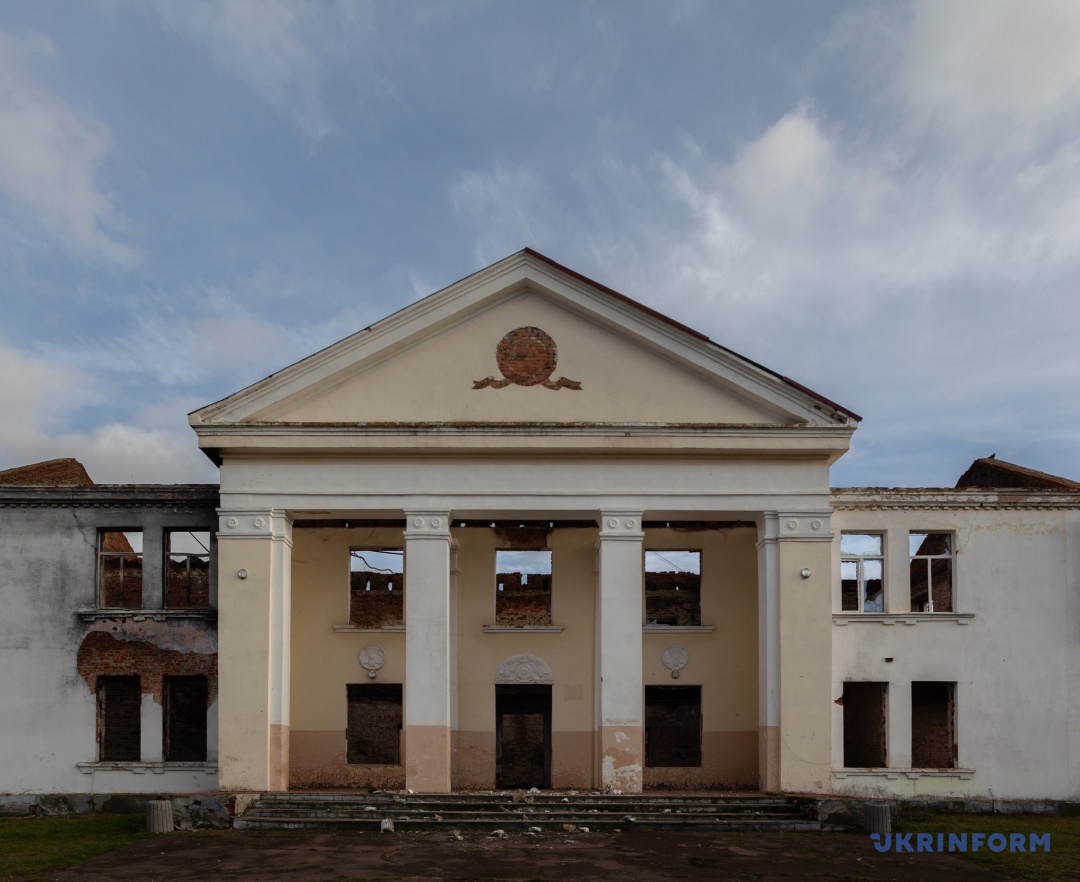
[217,509,293,543]
[597,510,644,540]
[403,510,452,539]
[758,510,833,546]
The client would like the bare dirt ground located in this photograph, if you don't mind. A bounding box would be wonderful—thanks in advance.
[39,828,1001,881]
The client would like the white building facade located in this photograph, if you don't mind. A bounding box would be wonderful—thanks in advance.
[2,250,1078,802]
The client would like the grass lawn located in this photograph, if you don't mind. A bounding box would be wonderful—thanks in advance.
[898,812,1080,882]
[0,814,145,882]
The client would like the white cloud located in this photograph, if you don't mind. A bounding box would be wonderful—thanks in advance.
[0,339,212,483]
[0,31,140,266]
[450,165,553,265]
[153,0,341,140]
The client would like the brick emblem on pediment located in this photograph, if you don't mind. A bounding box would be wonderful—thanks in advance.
[473,326,581,391]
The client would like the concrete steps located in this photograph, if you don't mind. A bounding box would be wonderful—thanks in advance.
[234,791,841,832]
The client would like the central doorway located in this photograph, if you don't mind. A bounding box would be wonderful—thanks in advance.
[495,684,551,789]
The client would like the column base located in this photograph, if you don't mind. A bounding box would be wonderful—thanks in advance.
[269,723,290,791]
[758,724,780,792]
[599,725,643,793]
[405,724,452,793]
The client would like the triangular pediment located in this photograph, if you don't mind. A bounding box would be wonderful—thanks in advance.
[191,250,856,431]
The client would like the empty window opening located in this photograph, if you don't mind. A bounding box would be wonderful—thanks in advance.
[496,685,551,789]
[495,550,552,627]
[98,531,143,608]
[166,531,211,609]
[349,549,404,628]
[645,685,702,767]
[98,675,141,762]
[912,681,956,768]
[840,534,884,613]
[645,550,701,626]
[910,533,953,613]
[346,683,403,764]
[163,675,208,762]
[842,681,887,768]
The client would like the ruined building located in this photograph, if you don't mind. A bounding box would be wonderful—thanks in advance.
[2,250,1079,802]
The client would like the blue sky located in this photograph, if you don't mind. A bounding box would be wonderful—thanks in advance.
[1,1,1078,487]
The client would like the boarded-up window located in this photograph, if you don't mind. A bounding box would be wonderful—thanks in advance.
[645,685,702,767]
[842,681,887,767]
[166,531,211,609]
[909,533,953,613]
[912,681,956,768]
[349,549,404,628]
[495,550,552,627]
[346,684,402,764]
[98,675,141,761]
[98,531,143,608]
[645,551,701,626]
[164,675,208,762]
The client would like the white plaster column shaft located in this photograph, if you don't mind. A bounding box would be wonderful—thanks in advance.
[595,510,644,793]
[756,513,781,791]
[404,510,453,793]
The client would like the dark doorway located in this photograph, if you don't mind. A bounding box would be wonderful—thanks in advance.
[496,685,551,789]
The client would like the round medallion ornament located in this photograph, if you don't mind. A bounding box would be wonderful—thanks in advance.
[662,644,689,679]
[359,645,385,679]
[472,327,581,390]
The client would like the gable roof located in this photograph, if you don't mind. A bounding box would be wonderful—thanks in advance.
[191,249,859,432]
[955,456,1080,490]
[0,458,94,487]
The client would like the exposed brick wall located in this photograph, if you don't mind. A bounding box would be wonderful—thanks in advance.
[77,631,218,707]
[349,572,404,627]
[164,675,208,762]
[98,675,141,761]
[99,553,143,607]
[499,713,546,787]
[0,457,94,486]
[645,572,701,626]
[912,681,955,768]
[165,558,211,608]
[842,682,887,767]
[495,572,552,626]
[346,684,402,764]
[645,686,702,767]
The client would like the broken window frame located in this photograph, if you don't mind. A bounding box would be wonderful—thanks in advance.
[348,547,405,629]
[164,530,212,610]
[840,533,885,613]
[97,529,143,609]
[908,532,954,613]
[644,550,702,627]
[494,549,553,627]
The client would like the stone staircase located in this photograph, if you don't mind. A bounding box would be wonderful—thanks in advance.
[234,791,843,832]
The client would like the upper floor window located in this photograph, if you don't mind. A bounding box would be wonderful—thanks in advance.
[909,533,953,612]
[165,531,211,609]
[840,533,883,613]
[495,550,552,627]
[349,548,404,628]
[98,530,143,608]
[645,550,701,626]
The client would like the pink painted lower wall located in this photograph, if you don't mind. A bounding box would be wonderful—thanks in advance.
[643,730,757,790]
[290,730,405,789]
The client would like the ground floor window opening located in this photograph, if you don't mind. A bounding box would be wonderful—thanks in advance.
[495,684,551,789]
[346,683,403,764]
[842,681,887,768]
[644,685,702,767]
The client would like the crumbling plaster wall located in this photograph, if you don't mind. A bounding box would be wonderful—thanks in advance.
[831,502,1080,800]
[0,500,218,795]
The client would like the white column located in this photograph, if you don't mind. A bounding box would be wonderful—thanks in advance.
[215,508,292,791]
[404,510,453,793]
[756,513,781,791]
[595,510,644,793]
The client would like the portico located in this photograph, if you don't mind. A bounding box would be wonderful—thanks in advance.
[193,250,856,794]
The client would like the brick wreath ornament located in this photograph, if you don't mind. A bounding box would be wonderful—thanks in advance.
[473,326,582,390]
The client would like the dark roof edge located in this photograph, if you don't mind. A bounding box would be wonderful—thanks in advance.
[0,485,220,506]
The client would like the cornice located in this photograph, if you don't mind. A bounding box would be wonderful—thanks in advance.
[0,485,219,509]
[831,487,1080,511]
